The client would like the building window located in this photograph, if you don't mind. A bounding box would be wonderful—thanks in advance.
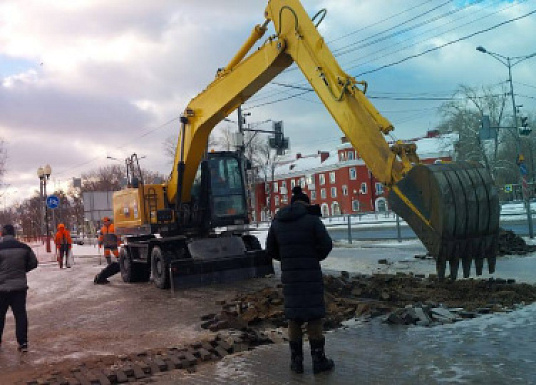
[339,153,345,162]
[329,171,336,184]
[352,200,360,212]
[281,195,288,203]
[281,180,286,189]
[342,185,348,196]
[331,187,337,198]
[273,182,278,193]
[265,183,270,193]
[311,191,316,200]
[375,182,384,195]
[349,167,357,180]
[360,183,367,194]
[275,195,280,206]
[348,151,355,160]
[321,188,327,199]
[306,174,314,185]
[319,174,326,185]
[266,197,270,205]
[300,177,306,187]
[291,179,296,189]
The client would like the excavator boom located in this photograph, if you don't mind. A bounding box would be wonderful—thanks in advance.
[166,0,499,280]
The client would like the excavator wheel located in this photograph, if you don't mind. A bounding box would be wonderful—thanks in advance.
[120,247,150,283]
[151,246,170,289]
[388,161,499,280]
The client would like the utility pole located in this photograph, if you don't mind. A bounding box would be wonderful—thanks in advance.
[477,46,536,238]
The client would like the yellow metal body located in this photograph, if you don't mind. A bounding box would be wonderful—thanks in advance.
[167,0,415,206]
[113,184,167,233]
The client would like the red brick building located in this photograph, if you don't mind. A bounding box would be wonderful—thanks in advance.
[252,131,455,221]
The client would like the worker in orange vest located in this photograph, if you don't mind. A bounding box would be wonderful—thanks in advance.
[98,217,120,265]
[54,223,72,269]
[94,217,121,285]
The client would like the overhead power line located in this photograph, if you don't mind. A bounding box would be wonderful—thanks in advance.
[355,8,536,77]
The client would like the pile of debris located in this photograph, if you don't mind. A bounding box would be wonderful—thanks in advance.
[201,272,536,331]
[497,228,536,255]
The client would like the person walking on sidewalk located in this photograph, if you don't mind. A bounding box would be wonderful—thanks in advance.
[54,223,72,269]
[94,217,121,284]
[0,224,38,353]
[266,186,335,374]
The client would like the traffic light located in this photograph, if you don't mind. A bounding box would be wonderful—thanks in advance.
[519,116,531,136]
[269,121,289,155]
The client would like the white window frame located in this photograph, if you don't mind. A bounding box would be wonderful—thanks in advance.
[290,179,296,189]
[319,174,326,185]
[342,185,348,196]
[329,171,336,184]
[348,151,355,160]
[352,200,360,212]
[331,187,337,198]
[321,188,327,199]
[273,181,278,193]
[360,183,368,194]
[375,182,384,195]
[311,190,316,200]
[275,195,280,206]
[349,167,357,180]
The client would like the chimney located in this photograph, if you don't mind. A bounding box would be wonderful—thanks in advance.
[296,153,302,159]
[318,151,329,163]
[341,136,349,144]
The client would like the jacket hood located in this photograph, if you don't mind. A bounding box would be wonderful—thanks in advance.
[275,202,309,222]
[57,224,65,230]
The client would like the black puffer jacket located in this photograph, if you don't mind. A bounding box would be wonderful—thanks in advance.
[266,203,332,321]
[0,235,38,292]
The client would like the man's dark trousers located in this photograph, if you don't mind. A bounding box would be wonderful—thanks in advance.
[0,290,28,346]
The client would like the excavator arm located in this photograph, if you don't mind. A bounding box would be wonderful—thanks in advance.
[168,0,499,280]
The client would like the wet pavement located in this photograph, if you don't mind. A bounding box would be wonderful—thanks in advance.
[2,240,535,384]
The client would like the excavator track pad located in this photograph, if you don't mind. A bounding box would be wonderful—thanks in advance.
[388,162,500,280]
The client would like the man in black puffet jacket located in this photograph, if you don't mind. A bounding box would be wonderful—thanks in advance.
[266,186,335,375]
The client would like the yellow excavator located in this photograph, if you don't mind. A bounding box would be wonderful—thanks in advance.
[113,0,499,288]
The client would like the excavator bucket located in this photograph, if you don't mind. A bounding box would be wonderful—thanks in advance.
[170,236,274,289]
[388,162,500,280]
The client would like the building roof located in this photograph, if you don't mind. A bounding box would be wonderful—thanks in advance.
[272,132,458,178]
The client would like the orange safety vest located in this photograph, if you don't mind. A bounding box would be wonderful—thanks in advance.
[54,229,72,249]
[99,224,119,248]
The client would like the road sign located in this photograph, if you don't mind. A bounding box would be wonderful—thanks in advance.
[46,195,60,209]
[519,163,528,176]
[504,184,513,193]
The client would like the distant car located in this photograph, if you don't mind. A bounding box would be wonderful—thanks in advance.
[72,235,85,245]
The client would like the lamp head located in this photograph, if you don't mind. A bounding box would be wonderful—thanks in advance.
[43,164,52,176]
[37,167,44,178]
[476,46,487,53]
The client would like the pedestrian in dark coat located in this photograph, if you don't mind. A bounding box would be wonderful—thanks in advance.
[266,186,334,374]
[0,224,38,353]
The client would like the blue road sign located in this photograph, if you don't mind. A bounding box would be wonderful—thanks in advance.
[519,163,528,176]
[46,195,60,209]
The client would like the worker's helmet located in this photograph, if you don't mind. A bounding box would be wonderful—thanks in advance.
[57,223,65,230]
[103,216,111,222]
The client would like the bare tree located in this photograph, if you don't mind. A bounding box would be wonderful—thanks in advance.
[438,84,509,178]
[81,165,125,191]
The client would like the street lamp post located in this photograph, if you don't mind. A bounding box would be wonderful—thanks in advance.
[37,164,52,252]
[476,46,536,238]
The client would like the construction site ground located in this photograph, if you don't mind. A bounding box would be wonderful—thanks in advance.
[1,235,536,384]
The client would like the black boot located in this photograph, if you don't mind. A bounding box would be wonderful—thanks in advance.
[289,340,304,374]
[310,337,334,374]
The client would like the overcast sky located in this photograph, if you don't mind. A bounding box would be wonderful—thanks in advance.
[1,0,535,207]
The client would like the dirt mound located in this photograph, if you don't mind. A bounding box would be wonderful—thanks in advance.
[201,272,536,331]
[498,228,536,256]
